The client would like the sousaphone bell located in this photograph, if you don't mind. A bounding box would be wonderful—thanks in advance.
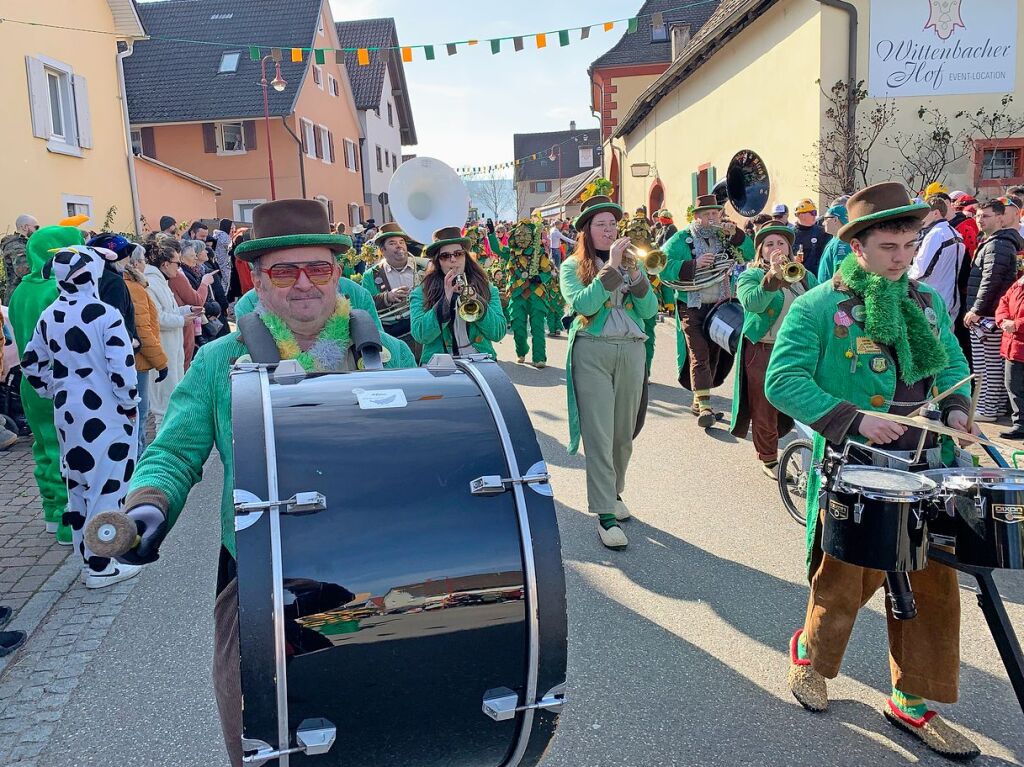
[712,149,771,218]
[388,157,472,246]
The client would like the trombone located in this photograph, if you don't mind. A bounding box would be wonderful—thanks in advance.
[455,273,485,323]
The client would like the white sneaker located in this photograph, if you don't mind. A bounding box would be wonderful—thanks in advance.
[0,429,17,450]
[614,497,632,521]
[972,413,998,423]
[45,521,58,534]
[82,561,142,589]
[598,523,628,549]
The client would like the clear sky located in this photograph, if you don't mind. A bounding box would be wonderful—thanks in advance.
[330,0,638,173]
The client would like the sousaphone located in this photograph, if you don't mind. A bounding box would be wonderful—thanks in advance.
[388,157,471,245]
[712,149,770,218]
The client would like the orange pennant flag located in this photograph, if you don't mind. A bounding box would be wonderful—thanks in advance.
[536,33,547,49]
[357,48,370,66]
[291,48,303,62]
[603,21,614,32]
[467,39,479,46]
[401,46,413,63]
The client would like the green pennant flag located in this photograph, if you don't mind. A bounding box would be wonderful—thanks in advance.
[314,48,326,65]
[249,46,261,61]
[627,17,638,33]
[490,39,501,54]
[558,30,569,47]
[424,45,435,60]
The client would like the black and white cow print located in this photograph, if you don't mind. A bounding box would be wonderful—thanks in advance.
[21,246,139,570]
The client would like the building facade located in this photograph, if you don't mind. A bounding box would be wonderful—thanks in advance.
[336,18,417,225]
[3,0,145,232]
[608,0,1024,221]
[125,0,365,228]
[512,124,602,218]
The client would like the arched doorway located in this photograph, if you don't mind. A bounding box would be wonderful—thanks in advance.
[648,178,665,215]
[609,152,620,203]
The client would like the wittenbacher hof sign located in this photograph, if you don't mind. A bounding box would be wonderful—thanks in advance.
[869,0,1017,98]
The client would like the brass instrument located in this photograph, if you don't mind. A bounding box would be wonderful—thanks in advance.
[455,272,485,323]
[781,261,806,283]
[376,255,428,324]
[624,245,666,275]
[711,149,771,217]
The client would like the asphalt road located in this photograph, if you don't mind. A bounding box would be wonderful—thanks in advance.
[37,322,1024,766]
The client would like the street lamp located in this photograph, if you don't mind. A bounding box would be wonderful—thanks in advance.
[260,55,287,200]
[549,145,562,210]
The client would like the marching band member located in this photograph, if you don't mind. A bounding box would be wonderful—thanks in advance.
[730,222,818,478]
[560,195,658,550]
[661,194,755,427]
[764,183,979,760]
[363,222,426,361]
[410,226,506,362]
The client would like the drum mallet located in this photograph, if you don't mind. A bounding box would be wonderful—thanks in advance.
[84,511,141,559]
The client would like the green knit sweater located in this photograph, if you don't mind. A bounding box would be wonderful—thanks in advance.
[127,329,415,556]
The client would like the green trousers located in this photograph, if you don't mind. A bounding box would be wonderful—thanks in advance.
[510,293,547,363]
[20,377,67,524]
[571,334,646,515]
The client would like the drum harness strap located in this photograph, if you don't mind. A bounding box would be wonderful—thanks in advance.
[237,309,385,370]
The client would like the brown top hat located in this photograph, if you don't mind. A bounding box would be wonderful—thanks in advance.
[692,194,724,213]
[373,221,411,246]
[573,195,624,230]
[837,182,930,243]
[232,199,352,261]
[425,225,470,257]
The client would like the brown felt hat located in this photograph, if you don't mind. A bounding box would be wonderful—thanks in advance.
[232,199,352,261]
[573,195,624,230]
[425,226,470,257]
[837,182,930,243]
[693,194,724,213]
[373,221,411,246]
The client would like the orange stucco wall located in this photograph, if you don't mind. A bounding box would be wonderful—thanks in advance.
[135,157,219,233]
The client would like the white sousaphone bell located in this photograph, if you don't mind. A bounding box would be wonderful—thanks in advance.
[387,156,471,246]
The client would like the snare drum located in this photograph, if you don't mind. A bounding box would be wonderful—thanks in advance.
[231,358,567,767]
[922,468,1024,570]
[823,466,936,572]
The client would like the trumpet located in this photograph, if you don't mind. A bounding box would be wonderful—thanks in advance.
[624,246,667,275]
[781,261,806,283]
[455,273,485,323]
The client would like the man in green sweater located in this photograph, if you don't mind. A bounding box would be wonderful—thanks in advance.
[118,200,414,766]
[765,183,980,761]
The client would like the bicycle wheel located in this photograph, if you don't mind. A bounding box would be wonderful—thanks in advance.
[778,439,813,527]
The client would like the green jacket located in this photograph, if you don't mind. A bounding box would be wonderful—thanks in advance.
[234,277,383,331]
[127,329,415,557]
[410,283,507,362]
[729,267,818,434]
[559,256,659,454]
[815,236,851,283]
[764,274,971,570]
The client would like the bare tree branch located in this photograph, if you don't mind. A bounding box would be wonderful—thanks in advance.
[474,172,516,220]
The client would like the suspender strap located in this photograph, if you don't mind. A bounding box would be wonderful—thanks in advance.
[237,313,281,364]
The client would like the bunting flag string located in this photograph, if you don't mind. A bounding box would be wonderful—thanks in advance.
[0,0,718,67]
[454,132,602,178]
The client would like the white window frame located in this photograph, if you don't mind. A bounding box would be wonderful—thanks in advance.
[319,125,333,164]
[313,65,323,89]
[27,54,87,157]
[61,194,93,220]
[348,203,361,228]
[387,101,394,127]
[218,51,241,73]
[130,129,143,155]
[233,198,267,223]
[343,138,358,172]
[328,74,339,97]
[301,119,316,159]
[216,121,246,155]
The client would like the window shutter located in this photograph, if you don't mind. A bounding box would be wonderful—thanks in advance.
[327,199,335,222]
[25,56,49,139]
[141,126,156,157]
[327,131,335,163]
[354,142,360,171]
[243,120,257,150]
[202,123,217,153]
[314,126,323,159]
[300,121,308,154]
[72,74,92,148]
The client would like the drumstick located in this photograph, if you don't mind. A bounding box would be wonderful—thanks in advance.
[966,371,982,433]
[911,374,975,416]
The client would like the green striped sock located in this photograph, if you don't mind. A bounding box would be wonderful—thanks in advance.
[598,513,618,530]
[891,687,928,718]
[797,632,809,661]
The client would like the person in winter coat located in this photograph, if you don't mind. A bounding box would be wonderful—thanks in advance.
[123,247,168,453]
[950,196,980,260]
[169,239,213,371]
[87,234,140,348]
[909,197,965,321]
[792,199,832,277]
[995,274,1024,439]
[143,236,203,426]
[964,199,1024,420]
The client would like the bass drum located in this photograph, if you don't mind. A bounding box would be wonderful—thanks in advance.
[231,357,567,767]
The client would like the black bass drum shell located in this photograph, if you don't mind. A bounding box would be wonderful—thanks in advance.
[955,482,1024,570]
[231,361,567,767]
[822,491,929,572]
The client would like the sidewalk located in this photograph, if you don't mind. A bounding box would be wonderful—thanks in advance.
[0,439,70,616]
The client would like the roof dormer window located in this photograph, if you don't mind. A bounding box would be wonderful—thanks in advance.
[651,22,668,42]
[219,52,241,73]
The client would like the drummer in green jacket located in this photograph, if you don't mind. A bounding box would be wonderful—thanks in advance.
[730,222,818,478]
[409,226,506,363]
[560,195,658,550]
[764,183,980,761]
[660,195,755,427]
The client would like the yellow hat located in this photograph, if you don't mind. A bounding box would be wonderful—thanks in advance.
[794,198,816,215]
[924,181,949,198]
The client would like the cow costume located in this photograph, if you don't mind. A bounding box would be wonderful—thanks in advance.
[21,245,140,581]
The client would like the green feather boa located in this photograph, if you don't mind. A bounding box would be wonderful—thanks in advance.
[839,255,947,385]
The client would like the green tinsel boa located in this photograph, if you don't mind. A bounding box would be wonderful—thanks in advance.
[257,297,352,372]
[839,255,947,384]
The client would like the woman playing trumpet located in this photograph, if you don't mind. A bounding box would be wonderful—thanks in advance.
[410,226,507,362]
[560,195,658,550]
[730,222,818,478]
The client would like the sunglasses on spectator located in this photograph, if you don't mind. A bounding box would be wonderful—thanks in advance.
[438,250,467,261]
[261,261,335,287]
